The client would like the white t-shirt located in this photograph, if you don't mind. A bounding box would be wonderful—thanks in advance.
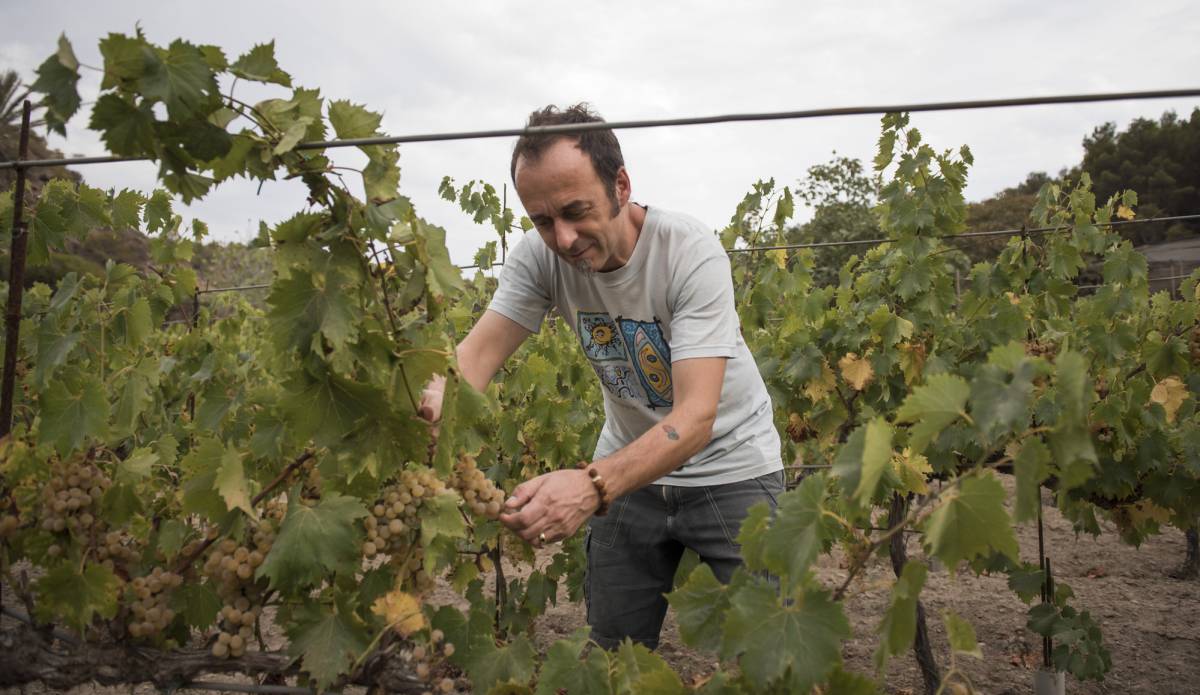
[488,205,782,486]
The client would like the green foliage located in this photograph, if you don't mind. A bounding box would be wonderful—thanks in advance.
[8,30,1200,694]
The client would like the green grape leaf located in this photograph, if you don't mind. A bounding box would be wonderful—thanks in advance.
[1012,438,1050,523]
[534,628,611,695]
[230,41,292,86]
[944,611,983,658]
[1007,564,1045,604]
[181,471,226,522]
[895,373,969,453]
[665,563,731,652]
[101,482,144,525]
[613,640,686,695]
[214,446,254,517]
[34,563,119,633]
[874,561,928,672]
[1048,351,1097,487]
[735,502,772,573]
[419,492,467,545]
[32,34,81,134]
[282,367,386,448]
[171,582,221,629]
[468,635,538,693]
[90,94,156,156]
[38,374,108,455]
[722,576,849,691]
[757,474,834,589]
[268,270,360,355]
[258,490,367,593]
[329,100,382,139]
[99,33,150,87]
[139,39,219,118]
[826,668,880,695]
[923,471,1019,567]
[854,417,893,503]
[286,598,371,690]
[32,323,80,390]
[155,518,190,559]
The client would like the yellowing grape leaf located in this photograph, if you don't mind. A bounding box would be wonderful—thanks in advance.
[897,341,926,386]
[804,361,837,402]
[892,448,932,496]
[838,352,874,391]
[1149,376,1188,423]
[766,248,788,270]
[1116,204,1136,220]
[1127,500,1172,526]
[372,589,426,636]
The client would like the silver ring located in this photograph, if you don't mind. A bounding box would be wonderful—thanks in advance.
[538,532,547,545]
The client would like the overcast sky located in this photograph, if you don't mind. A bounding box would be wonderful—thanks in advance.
[2,1,1199,265]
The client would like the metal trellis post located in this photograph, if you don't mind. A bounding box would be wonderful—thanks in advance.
[0,101,33,437]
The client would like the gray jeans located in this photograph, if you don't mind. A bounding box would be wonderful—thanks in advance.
[583,469,784,650]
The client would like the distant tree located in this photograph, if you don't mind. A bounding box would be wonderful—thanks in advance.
[1074,108,1200,246]
[0,70,45,130]
[784,154,881,286]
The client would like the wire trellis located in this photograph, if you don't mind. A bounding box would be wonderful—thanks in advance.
[2,88,1199,171]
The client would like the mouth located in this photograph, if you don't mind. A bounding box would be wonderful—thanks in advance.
[566,245,591,261]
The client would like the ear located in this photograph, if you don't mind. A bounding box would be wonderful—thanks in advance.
[614,166,631,208]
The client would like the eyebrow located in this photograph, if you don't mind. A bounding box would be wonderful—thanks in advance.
[531,200,593,224]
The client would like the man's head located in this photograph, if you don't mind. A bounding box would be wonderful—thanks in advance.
[511,104,636,273]
[510,103,625,217]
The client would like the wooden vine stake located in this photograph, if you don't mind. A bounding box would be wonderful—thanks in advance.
[0,101,32,437]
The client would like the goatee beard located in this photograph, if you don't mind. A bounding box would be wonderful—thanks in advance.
[573,258,594,274]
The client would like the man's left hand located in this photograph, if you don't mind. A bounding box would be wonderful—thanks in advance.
[499,469,600,545]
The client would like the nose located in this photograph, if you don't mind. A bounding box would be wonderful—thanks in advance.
[553,219,579,253]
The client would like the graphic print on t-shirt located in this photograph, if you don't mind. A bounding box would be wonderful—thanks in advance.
[591,363,637,400]
[616,316,673,409]
[575,311,674,408]
[577,312,626,362]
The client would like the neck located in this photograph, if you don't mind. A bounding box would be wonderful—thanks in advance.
[604,203,645,271]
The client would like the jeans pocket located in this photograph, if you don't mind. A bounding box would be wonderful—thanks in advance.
[753,470,784,508]
[588,494,630,548]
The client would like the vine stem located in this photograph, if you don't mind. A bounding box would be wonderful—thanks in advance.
[172,449,315,574]
[831,446,1009,601]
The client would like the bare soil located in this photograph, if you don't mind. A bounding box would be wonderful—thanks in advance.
[509,477,1200,694]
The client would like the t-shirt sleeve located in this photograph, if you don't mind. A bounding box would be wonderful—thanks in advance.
[667,245,740,361]
[487,234,552,334]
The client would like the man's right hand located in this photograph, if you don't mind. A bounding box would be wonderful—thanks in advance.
[418,374,447,425]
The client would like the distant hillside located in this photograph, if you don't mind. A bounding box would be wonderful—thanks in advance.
[1,123,271,294]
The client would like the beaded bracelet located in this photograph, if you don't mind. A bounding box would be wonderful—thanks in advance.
[576,461,611,516]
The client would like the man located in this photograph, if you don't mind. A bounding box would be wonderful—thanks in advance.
[419,103,782,650]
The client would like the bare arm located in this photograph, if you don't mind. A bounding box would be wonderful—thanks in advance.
[499,356,727,544]
[419,309,533,421]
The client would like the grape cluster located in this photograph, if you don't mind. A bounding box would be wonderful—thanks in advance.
[401,628,457,694]
[202,525,273,659]
[1025,339,1058,360]
[127,567,182,638]
[39,459,111,536]
[95,529,141,568]
[362,468,451,593]
[1190,325,1200,364]
[451,457,505,519]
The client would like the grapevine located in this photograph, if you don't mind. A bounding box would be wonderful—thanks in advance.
[0,28,1196,695]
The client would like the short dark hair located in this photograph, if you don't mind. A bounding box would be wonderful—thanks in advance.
[510,103,625,215]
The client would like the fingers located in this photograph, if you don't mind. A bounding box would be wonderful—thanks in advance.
[503,476,544,513]
[417,374,447,423]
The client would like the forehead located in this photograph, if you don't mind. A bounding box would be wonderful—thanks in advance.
[514,139,605,205]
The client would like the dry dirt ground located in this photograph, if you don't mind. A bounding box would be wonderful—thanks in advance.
[3,475,1197,694]
[497,477,1200,695]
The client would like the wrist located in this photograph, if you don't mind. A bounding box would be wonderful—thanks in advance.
[576,462,611,516]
